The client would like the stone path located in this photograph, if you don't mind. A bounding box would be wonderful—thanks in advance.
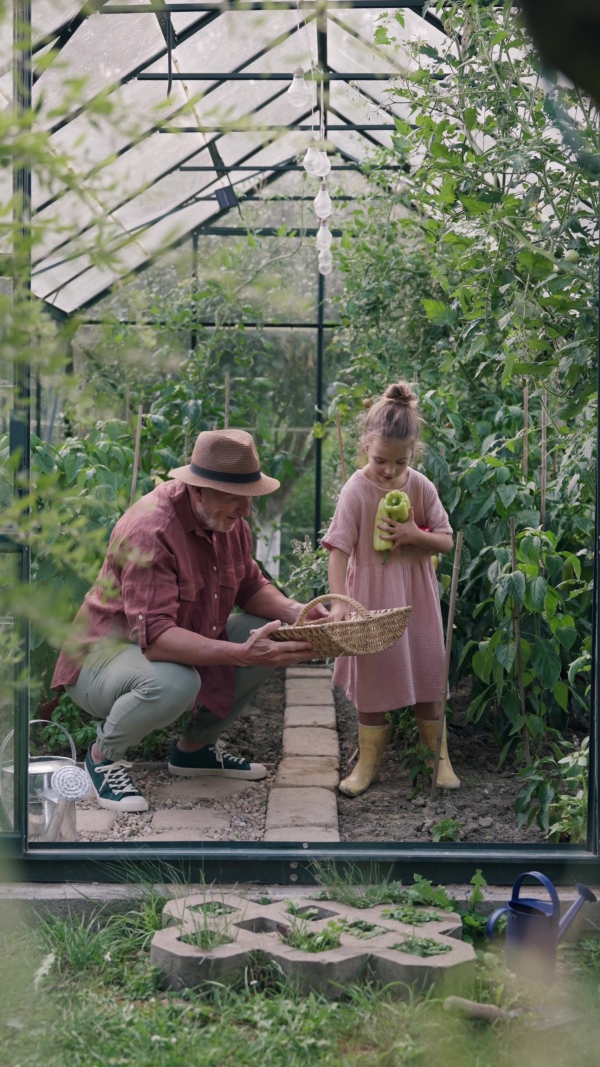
[76,665,339,843]
[265,667,340,842]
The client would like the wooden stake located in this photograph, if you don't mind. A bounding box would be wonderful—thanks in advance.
[540,390,547,529]
[511,515,531,765]
[224,371,231,429]
[523,385,529,478]
[129,403,143,506]
[430,531,463,799]
[335,411,347,485]
[413,371,418,384]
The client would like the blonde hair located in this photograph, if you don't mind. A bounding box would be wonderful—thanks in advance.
[358,381,422,456]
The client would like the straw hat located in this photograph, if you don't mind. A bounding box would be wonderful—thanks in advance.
[168,429,280,497]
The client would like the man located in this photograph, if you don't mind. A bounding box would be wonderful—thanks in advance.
[51,428,322,813]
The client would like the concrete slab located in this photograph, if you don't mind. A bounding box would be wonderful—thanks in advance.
[282,727,340,761]
[284,705,336,730]
[151,893,475,998]
[285,682,335,707]
[152,778,253,802]
[275,757,339,790]
[151,809,230,835]
[76,809,117,834]
[266,787,338,830]
[264,826,340,842]
[286,668,332,679]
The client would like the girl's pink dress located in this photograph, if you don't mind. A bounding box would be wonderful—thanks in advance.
[322,467,452,714]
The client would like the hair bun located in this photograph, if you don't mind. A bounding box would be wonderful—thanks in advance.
[385,381,416,407]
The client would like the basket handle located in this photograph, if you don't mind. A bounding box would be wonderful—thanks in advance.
[296,594,371,627]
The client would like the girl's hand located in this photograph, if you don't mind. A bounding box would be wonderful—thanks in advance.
[378,508,420,550]
[326,600,348,622]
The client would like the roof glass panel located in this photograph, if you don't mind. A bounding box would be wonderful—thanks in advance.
[32,0,83,43]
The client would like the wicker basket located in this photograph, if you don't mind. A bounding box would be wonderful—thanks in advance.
[270,594,412,657]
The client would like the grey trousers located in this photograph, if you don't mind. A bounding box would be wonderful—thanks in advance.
[65,614,272,762]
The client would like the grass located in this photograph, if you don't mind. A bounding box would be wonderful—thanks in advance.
[2,877,600,1067]
[391,936,453,957]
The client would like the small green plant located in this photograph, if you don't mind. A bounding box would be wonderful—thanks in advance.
[282,917,345,954]
[460,869,490,944]
[180,928,233,951]
[286,901,321,920]
[431,817,462,842]
[392,937,452,958]
[381,905,444,926]
[311,864,456,912]
[345,920,388,939]
[516,736,589,840]
[388,707,432,794]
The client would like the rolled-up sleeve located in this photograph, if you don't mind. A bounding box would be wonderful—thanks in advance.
[321,483,360,555]
[111,531,179,649]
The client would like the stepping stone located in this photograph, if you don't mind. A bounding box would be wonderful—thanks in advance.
[76,809,117,833]
[149,810,230,839]
[285,682,334,707]
[275,757,339,790]
[152,778,253,803]
[284,705,336,730]
[265,787,338,830]
[286,668,332,679]
[263,826,340,842]
[283,727,340,761]
[151,892,475,997]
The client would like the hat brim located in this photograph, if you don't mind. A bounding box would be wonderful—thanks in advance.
[168,466,280,496]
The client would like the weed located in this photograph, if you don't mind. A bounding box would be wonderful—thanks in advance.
[180,928,233,950]
[345,919,389,939]
[311,862,456,912]
[381,905,445,926]
[392,936,452,958]
[282,917,345,953]
[431,817,462,842]
[286,900,321,920]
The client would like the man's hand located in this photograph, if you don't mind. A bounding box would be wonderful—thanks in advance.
[241,620,315,666]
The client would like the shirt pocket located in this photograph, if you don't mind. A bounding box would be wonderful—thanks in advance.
[177,575,205,628]
[218,563,247,624]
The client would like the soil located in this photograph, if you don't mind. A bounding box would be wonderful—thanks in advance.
[335,680,548,845]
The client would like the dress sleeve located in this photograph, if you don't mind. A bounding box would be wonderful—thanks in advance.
[423,478,453,535]
[321,481,361,555]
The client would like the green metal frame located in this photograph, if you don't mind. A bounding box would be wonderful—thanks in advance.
[2,0,599,885]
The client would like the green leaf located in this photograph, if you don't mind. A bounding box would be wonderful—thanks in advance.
[506,570,526,604]
[496,484,517,508]
[494,638,516,673]
[464,107,477,131]
[421,299,455,325]
[525,575,548,612]
[531,637,562,689]
[553,679,569,711]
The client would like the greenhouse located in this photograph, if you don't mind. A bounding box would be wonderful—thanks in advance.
[0,0,599,888]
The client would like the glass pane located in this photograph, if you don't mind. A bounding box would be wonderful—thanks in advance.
[0,551,17,833]
[32,0,82,43]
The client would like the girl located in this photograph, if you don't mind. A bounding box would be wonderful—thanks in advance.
[322,381,460,797]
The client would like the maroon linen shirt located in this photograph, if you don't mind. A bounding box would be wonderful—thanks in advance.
[51,480,270,718]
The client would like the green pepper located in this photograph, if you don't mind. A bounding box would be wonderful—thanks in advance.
[373,490,411,560]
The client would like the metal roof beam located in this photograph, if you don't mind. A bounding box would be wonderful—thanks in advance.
[100,3,426,11]
[138,71,405,80]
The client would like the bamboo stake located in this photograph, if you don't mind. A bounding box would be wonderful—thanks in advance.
[430,531,463,800]
[523,385,529,478]
[335,411,347,485]
[129,403,143,506]
[224,371,231,429]
[540,389,547,529]
[511,515,531,765]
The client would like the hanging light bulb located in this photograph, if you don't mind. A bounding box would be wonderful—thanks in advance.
[312,149,331,178]
[316,219,332,253]
[287,67,310,108]
[318,249,333,276]
[314,181,332,219]
[303,141,320,174]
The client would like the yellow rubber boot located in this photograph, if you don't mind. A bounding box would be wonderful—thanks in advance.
[339,724,391,798]
[416,716,460,789]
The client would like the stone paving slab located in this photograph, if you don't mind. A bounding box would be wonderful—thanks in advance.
[152,778,253,802]
[286,668,332,679]
[151,809,230,836]
[285,680,335,704]
[263,826,340,842]
[151,892,475,998]
[284,705,336,730]
[76,809,117,834]
[282,726,340,760]
[275,756,339,790]
[266,787,338,830]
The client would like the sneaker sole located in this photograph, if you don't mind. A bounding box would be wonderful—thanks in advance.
[167,763,267,781]
[89,778,149,813]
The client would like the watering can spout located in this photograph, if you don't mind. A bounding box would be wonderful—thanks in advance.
[558,884,597,941]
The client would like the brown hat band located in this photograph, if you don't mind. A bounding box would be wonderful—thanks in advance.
[189,462,262,484]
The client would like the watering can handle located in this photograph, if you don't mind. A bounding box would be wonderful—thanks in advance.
[0,719,77,765]
[486,906,510,940]
[512,871,560,920]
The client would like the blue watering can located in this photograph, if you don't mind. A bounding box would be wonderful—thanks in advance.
[486,871,597,981]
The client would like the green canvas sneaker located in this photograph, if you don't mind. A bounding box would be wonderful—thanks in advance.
[85,747,149,812]
[168,740,267,780]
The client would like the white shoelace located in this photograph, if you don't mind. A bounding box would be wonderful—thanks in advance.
[95,760,139,796]
[211,740,247,768]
